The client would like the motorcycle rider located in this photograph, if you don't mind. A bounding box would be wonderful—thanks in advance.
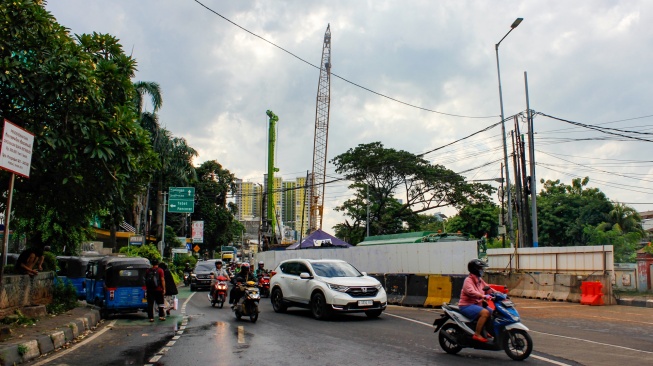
[254,261,267,278]
[230,263,256,308]
[183,262,192,286]
[210,261,231,299]
[459,259,494,343]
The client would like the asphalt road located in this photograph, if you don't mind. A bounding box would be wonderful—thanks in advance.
[27,286,653,366]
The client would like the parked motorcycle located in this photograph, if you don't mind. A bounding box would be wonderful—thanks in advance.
[257,273,270,298]
[433,289,533,361]
[208,275,229,308]
[233,281,261,323]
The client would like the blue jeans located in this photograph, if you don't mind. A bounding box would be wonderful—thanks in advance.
[459,304,484,320]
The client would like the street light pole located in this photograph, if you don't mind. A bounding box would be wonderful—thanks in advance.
[495,17,522,248]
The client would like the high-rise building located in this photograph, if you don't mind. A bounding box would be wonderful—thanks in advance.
[235,180,262,220]
[294,175,310,236]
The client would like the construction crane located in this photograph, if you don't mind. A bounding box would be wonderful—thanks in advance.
[309,24,332,233]
[262,109,279,250]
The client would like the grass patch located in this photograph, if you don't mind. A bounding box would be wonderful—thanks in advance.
[0,310,36,326]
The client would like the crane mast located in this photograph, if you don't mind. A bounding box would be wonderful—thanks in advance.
[309,24,332,233]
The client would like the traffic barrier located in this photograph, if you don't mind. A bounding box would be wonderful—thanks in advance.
[551,274,572,301]
[489,284,508,294]
[580,281,604,306]
[568,275,583,303]
[384,274,407,305]
[508,274,526,297]
[369,273,385,290]
[535,273,555,300]
[402,274,429,306]
[521,274,539,298]
[448,275,466,305]
[424,275,452,307]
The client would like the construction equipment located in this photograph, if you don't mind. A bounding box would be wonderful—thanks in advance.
[261,110,280,249]
[309,24,332,234]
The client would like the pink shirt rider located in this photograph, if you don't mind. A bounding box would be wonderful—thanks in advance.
[458,273,491,307]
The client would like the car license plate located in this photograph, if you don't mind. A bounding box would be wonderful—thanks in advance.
[358,300,373,307]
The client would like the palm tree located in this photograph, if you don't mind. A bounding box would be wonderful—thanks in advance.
[609,203,643,234]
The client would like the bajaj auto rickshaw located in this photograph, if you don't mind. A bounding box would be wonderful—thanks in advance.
[85,257,150,317]
[56,256,98,299]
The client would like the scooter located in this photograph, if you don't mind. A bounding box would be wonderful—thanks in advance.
[257,274,270,298]
[233,281,261,323]
[183,271,191,286]
[208,275,229,308]
[433,289,533,361]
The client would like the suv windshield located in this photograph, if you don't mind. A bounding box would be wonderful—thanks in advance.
[195,262,215,272]
[311,262,362,278]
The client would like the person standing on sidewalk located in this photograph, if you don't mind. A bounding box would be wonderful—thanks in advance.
[158,262,178,316]
[145,260,166,322]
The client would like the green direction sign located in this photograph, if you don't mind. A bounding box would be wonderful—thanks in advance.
[168,187,195,213]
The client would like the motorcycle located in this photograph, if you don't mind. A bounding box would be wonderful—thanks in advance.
[208,275,229,308]
[233,281,261,323]
[183,271,191,286]
[433,288,533,361]
[257,273,270,298]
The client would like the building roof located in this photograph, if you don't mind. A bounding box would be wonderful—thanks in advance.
[286,229,352,250]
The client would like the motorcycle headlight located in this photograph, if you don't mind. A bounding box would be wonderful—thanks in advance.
[191,274,197,278]
[326,283,349,293]
[251,293,260,299]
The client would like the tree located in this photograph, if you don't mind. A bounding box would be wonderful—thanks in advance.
[445,203,500,239]
[583,225,639,263]
[331,142,493,240]
[0,1,156,252]
[536,177,613,247]
[191,160,239,255]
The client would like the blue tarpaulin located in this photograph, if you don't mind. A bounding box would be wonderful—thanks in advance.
[286,229,352,250]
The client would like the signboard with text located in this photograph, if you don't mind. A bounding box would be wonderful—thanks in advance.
[0,119,34,178]
[192,221,204,243]
[168,187,195,213]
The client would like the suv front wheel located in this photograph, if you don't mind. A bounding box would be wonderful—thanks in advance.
[311,292,331,320]
[271,287,287,313]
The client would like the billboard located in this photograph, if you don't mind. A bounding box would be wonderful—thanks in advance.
[192,221,204,243]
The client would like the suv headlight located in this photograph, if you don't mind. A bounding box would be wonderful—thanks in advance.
[326,283,349,293]
[374,284,383,290]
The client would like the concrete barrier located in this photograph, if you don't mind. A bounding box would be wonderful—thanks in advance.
[449,275,466,305]
[535,273,555,300]
[402,274,429,306]
[424,275,452,308]
[384,274,407,305]
[552,274,572,301]
[0,272,53,318]
[521,274,539,298]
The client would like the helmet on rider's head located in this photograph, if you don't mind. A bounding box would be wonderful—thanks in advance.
[258,261,264,268]
[241,262,250,272]
[215,260,222,267]
[467,258,488,277]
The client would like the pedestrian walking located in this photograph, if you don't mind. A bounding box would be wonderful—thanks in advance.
[158,262,178,316]
[145,259,166,322]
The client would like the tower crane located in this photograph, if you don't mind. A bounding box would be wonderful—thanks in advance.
[309,24,332,233]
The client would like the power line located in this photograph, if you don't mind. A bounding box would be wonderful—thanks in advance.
[192,0,497,119]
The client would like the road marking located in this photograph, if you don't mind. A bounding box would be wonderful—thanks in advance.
[147,291,196,364]
[532,330,653,355]
[238,325,245,344]
[384,313,571,365]
[30,320,118,366]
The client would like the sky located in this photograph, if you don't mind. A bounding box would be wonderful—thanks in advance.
[46,1,653,235]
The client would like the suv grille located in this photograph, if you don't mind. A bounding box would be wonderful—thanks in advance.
[346,287,378,297]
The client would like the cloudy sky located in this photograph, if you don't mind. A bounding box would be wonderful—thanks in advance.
[46,1,653,234]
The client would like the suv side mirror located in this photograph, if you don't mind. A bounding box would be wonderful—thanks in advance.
[299,272,312,280]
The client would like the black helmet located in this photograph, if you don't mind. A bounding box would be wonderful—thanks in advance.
[467,259,488,276]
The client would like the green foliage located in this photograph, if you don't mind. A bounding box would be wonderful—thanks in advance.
[0,0,156,253]
[42,252,57,272]
[537,177,613,246]
[164,226,183,248]
[583,225,640,263]
[191,160,239,253]
[0,310,35,326]
[118,244,161,263]
[47,281,78,315]
[643,243,653,255]
[17,344,28,356]
[331,142,493,242]
[444,203,499,239]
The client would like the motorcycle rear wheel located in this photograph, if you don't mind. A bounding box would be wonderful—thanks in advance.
[438,323,463,355]
[503,329,533,361]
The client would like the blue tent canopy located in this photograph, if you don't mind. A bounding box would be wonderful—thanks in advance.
[286,229,352,250]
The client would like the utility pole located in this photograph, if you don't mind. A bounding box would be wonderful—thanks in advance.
[516,117,532,247]
[524,72,538,247]
[500,163,506,248]
[511,131,525,248]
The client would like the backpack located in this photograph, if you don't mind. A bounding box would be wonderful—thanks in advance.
[146,268,160,289]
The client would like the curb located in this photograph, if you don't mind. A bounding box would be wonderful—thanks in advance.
[616,297,653,308]
[0,307,101,366]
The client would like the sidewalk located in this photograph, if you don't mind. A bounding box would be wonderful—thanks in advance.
[614,293,653,308]
[0,305,101,366]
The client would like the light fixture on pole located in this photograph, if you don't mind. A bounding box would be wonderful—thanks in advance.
[495,17,522,247]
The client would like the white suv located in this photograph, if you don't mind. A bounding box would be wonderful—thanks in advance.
[269,259,387,320]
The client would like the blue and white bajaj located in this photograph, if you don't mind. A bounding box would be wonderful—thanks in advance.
[433,289,533,361]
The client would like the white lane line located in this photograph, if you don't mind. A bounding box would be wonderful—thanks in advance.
[384,313,571,366]
[147,291,196,364]
[238,325,245,344]
[31,320,118,366]
[531,330,653,355]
